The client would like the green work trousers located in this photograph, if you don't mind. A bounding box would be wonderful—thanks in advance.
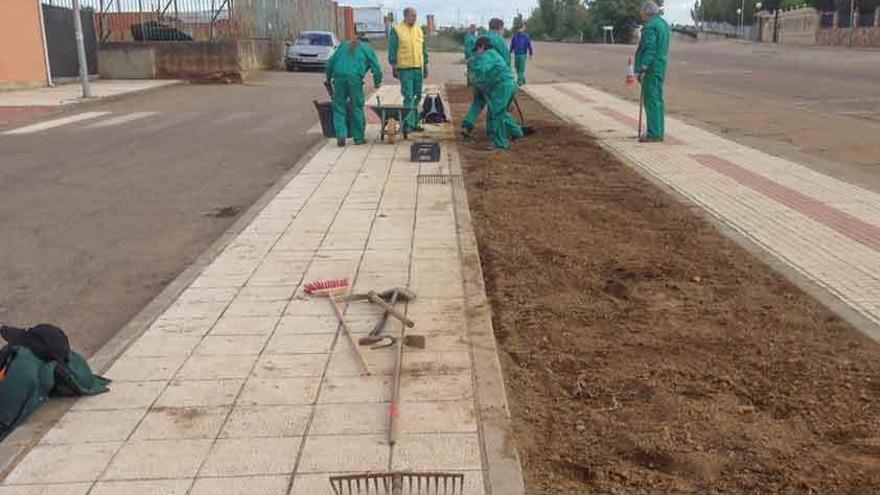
[487,81,523,149]
[462,90,485,130]
[641,73,665,140]
[514,54,528,86]
[398,68,423,130]
[332,76,365,142]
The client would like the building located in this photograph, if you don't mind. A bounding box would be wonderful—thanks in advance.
[0,0,51,88]
[353,6,386,38]
[426,14,436,37]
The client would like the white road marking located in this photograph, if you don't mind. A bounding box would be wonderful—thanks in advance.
[2,111,111,135]
[83,111,158,129]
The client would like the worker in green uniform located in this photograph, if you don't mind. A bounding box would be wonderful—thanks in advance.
[634,1,670,142]
[325,35,383,147]
[468,36,523,150]
[389,7,428,133]
[461,17,512,138]
[463,24,478,59]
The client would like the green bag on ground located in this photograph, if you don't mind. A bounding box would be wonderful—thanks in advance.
[0,346,56,441]
[52,351,111,397]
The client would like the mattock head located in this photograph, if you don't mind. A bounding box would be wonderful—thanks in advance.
[379,287,417,302]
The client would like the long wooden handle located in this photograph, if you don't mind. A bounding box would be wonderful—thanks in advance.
[330,297,371,376]
[367,291,414,328]
[389,330,404,445]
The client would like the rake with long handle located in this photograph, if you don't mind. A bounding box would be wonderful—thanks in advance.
[637,82,644,140]
[305,278,371,375]
[329,471,466,495]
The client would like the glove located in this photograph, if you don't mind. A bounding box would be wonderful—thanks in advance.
[423,65,429,78]
[392,67,399,79]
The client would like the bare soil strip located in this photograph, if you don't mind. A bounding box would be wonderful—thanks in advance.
[448,85,880,494]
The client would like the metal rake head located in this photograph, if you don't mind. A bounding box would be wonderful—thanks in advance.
[329,472,466,495]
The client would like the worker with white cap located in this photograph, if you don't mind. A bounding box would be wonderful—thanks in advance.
[634,1,670,142]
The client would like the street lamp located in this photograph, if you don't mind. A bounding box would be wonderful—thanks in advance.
[737,6,743,37]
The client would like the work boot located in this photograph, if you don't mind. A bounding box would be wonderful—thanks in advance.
[337,137,346,147]
[638,135,663,143]
[522,126,536,137]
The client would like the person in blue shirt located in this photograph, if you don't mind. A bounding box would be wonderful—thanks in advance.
[509,25,533,86]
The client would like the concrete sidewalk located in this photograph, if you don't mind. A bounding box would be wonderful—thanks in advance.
[0,80,180,107]
[0,84,522,495]
[527,82,880,340]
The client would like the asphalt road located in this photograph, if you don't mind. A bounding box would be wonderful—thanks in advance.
[0,71,327,355]
[527,39,880,191]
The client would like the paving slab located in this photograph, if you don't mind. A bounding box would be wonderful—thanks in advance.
[0,84,523,494]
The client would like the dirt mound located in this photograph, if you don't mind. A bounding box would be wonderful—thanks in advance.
[449,85,880,494]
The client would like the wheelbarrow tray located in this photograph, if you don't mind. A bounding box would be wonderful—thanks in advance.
[368,104,418,141]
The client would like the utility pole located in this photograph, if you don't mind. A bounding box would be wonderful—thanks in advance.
[72,0,92,98]
[848,0,855,47]
[738,0,745,38]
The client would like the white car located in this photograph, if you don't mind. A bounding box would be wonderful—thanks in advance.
[285,31,340,71]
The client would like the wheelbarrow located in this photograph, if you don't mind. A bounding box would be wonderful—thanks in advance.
[369,96,418,142]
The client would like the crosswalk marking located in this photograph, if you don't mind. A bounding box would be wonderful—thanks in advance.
[2,111,111,135]
[83,111,158,129]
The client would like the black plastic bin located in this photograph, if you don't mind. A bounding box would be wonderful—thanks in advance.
[410,141,441,162]
[313,100,353,138]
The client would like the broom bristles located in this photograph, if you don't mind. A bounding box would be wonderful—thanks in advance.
[304,278,350,295]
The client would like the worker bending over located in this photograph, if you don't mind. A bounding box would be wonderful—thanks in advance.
[461,18,512,138]
[468,36,523,150]
[325,35,383,147]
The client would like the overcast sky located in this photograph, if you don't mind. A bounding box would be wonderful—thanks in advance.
[345,0,693,28]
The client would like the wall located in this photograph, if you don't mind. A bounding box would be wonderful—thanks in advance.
[99,40,282,82]
[698,21,758,41]
[0,0,48,88]
[760,7,880,47]
[763,8,820,45]
[817,26,880,47]
[98,44,156,79]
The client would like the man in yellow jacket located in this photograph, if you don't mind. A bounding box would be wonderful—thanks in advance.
[389,7,428,132]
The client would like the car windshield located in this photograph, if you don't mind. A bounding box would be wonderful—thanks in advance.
[296,33,333,46]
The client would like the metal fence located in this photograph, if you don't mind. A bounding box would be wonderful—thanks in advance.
[40,0,339,43]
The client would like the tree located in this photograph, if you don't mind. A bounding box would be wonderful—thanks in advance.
[587,0,647,42]
[526,0,595,41]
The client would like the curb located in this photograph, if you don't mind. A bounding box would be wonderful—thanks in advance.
[0,131,326,480]
[446,137,527,492]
